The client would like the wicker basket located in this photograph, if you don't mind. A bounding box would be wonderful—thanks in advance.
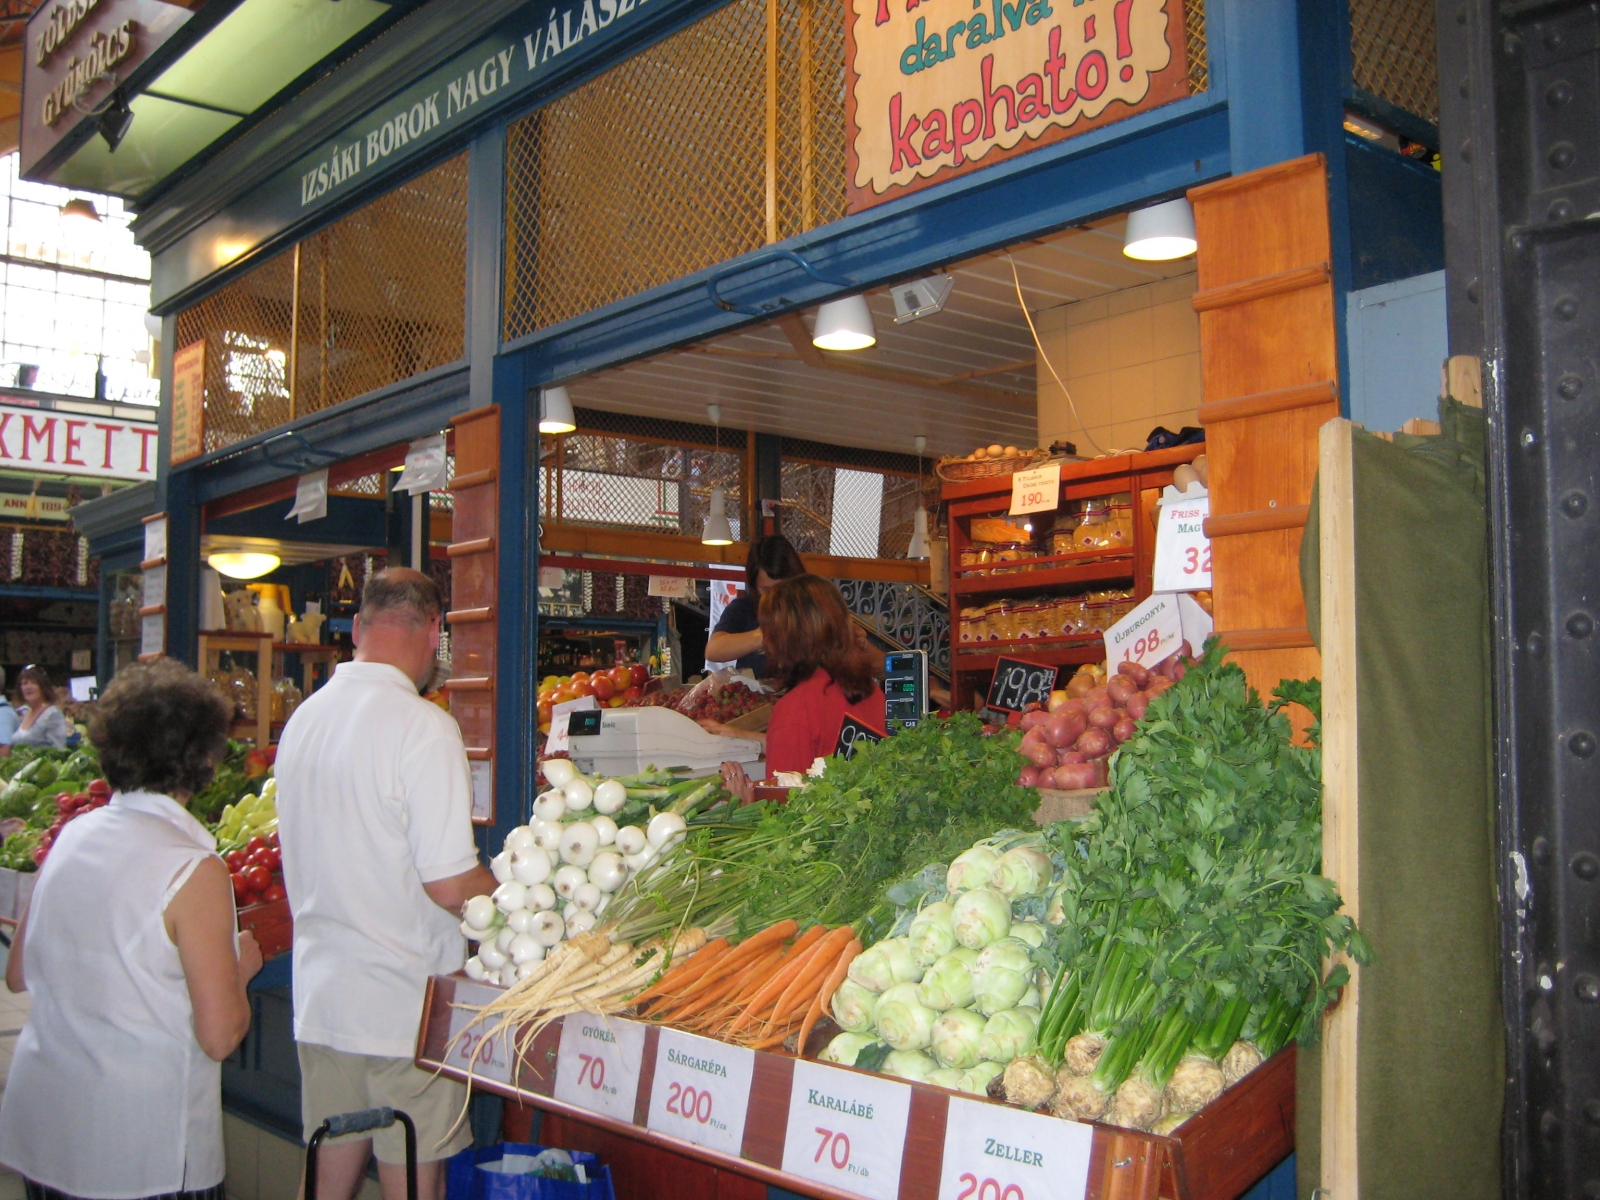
[936,448,1050,482]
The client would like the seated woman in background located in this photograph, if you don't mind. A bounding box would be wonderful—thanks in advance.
[11,666,69,751]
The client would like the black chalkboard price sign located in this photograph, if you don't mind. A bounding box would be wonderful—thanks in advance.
[986,657,1060,713]
[834,714,886,760]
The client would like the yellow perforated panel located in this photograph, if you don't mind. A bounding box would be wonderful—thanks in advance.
[1349,0,1437,125]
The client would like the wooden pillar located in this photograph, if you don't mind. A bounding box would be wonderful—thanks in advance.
[448,404,500,824]
[1189,154,1339,695]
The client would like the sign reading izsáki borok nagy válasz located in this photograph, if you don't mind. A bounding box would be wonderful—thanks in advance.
[846,0,1190,211]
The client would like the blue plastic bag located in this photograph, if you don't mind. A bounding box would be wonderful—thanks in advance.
[447,1142,616,1200]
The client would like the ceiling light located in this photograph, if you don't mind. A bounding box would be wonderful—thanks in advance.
[1123,198,1197,261]
[892,276,954,324]
[907,507,931,559]
[60,198,101,225]
[701,486,734,546]
[208,551,281,580]
[539,385,576,434]
[97,94,134,153]
[812,295,877,351]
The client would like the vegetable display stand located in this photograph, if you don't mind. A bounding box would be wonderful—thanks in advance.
[417,974,1292,1200]
[943,447,1203,711]
[199,631,275,745]
[238,895,292,958]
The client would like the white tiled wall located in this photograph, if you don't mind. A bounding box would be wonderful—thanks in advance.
[1035,272,1203,455]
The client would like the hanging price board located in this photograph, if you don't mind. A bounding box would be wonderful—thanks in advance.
[1151,488,1211,592]
[554,1016,647,1123]
[646,1028,757,1156]
[445,980,515,1087]
[835,714,886,760]
[937,1096,1094,1200]
[985,658,1059,713]
[1008,464,1060,517]
[781,1060,912,1200]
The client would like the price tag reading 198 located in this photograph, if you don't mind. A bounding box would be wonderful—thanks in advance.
[782,1060,912,1200]
[937,1096,1094,1200]
[646,1028,756,1156]
[554,1016,647,1123]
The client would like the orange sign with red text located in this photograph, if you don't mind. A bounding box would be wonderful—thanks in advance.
[846,0,1190,211]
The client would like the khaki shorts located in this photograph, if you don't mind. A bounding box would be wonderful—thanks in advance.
[298,1043,474,1165]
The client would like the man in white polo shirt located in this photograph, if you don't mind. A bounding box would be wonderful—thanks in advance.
[276,568,496,1200]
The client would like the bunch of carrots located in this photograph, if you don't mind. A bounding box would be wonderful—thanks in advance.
[631,919,861,1055]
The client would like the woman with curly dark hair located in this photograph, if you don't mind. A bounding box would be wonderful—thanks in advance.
[0,659,263,1199]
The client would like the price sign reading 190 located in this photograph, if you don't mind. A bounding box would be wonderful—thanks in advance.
[647,1028,756,1156]
[1009,464,1061,517]
[937,1096,1095,1200]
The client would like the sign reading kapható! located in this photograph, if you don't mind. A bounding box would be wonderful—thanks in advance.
[846,0,1190,211]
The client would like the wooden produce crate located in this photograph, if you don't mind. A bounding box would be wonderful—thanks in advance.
[416,974,1291,1200]
[237,895,292,958]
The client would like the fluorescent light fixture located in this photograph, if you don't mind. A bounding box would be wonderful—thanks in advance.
[1123,198,1198,261]
[812,295,877,351]
[701,486,734,546]
[892,276,954,324]
[907,507,931,559]
[539,385,576,434]
[60,198,101,225]
[208,551,281,579]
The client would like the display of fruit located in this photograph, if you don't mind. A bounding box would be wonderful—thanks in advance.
[635,676,767,723]
[537,664,655,733]
[29,779,113,867]
[227,832,285,908]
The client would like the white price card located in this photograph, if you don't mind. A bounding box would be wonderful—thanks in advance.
[555,1015,647,1123]
[1009,464,1060,517]
[1103,592,1213,669]
[937,1096,1094,1200]
[1151,488,1211,592]
[647,575,694,599]
[782,1059,912,1200]
[646,1027,756,1155]
[142,516,167,563]
[445,980,515,1087]
[543,696,598,755]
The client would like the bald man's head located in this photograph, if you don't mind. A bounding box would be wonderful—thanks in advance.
[359,567,442,629]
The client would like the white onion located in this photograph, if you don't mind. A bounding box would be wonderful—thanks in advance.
[506,907,535,934]
[562,779,594,811]
[516,959,544,981]
[647,811,687,849]
[511,848,552,886]
[463,895,497,931]
[533,792,567,823]
[526,883,557,911]
[504,825,538,855]
[464,955,487,981]
[542,758,578,788]
[484,967,506,987]
[592,780,627,815]
[559,821,599,867]
[587,851,626,893]
[459,920,479,940]
[573,882,602,911]
[623,848,656,872]
[490,851,514,884]
[553,864,588,900]
[532,820,563,851]
[594,892,611,916]
[565,909,597,936]
[478,940,509,970]
[591,815,618,845]
[496,925,520,954]
[615,825,647,857]
[492,881,528,914]
[530,910,565,947]
[509,932,544,965]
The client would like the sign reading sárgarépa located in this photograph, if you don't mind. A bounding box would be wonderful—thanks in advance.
[846,0,1190,211]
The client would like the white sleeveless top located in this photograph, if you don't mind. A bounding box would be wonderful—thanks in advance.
[0,791,228,1197]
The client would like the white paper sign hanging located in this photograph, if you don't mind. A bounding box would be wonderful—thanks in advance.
[646,1028,756,1156]
[395,433,448,494]
[1151,484,1211,592]
[1009,464,1060,517]
[469,760,494,823]
[647,576,694,599]
[287,469,329,524]
[554,1016,647,1123]
[937,1096,1094,1200]
[538,567,567,589]
[142,516,167,563]
[781,1060,912,1200]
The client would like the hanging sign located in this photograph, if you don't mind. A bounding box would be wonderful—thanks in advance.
[647,575,695,598]
[646,1028,757,1156]
[781,1060,913,1200]
[0,402,159,481]
[394,433,448,493]
[845,0,1191,212]
[554,1015,647,1123]
[170,340,206,465]
[937,1096,1094,1200]
[1009,463,1060,516]
[287,469,329,523]
[1151,485,1210,591]
[986,656,1059,712]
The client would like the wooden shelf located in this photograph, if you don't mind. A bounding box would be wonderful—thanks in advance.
[952,639,1107,673]
[950,555,1135,596]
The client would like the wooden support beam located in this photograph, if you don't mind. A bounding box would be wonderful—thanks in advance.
[1191,263,1331,313]
[1203,504,1310,538]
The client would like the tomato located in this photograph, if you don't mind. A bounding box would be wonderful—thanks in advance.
[629,664,650,687]
[608,696,627,708]
[245,836,268,857]
[225,850,247,871]
[261,884,287,904]
[260,847,282,871]
[87,779,111,800]
[590,675,616,701]
[568,679,594,698]
[571,671,589,683]
[244,864,272,892]
[623,686,643,704]
[231,872,251,901]
[537,699,553,726]
[549,686,578,706]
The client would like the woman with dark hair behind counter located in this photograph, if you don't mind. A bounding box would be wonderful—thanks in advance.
[702,534,805,677]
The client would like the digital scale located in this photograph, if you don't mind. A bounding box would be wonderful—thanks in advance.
[566,706,765,778]
[884,650,928,733]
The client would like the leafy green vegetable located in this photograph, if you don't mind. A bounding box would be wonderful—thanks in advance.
[0,828,40,871]
[0,781,38,820]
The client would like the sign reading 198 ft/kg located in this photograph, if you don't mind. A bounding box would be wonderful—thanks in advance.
[845,0,1191,211]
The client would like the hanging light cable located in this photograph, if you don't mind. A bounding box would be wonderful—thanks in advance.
[702,404,734,545]
[908,434,931,559]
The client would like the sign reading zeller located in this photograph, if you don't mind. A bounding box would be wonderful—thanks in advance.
[846,0,1191,212]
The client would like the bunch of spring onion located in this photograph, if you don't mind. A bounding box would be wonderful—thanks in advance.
[1002,644,1370,1133]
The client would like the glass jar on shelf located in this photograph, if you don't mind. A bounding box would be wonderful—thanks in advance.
[1074,499,1114,551]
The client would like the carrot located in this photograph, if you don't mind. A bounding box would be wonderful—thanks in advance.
[655,920,800,1008]
[763,925,855,1035]
[727,925,831,1032]
[630,937,729,1007]
[659,947,786,1023]
[798,939,861,1058]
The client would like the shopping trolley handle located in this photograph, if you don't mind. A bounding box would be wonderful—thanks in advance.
[324,1107,398,1136]
[306,1107,418,1200]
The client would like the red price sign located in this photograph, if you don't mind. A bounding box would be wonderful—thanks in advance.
[555,1016,647,1122]
[647,1028,755,1155]
[937,1096,1093,1200]
[782,1060,911,1200]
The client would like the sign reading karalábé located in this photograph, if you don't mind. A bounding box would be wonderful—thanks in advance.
[846,0,1189,211]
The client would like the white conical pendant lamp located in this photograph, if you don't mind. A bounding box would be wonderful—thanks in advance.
[702,486,734,545]
[907,506,931,559]
[812,295,877,350]
[539,385,576,433]
[1122,198,1198,261]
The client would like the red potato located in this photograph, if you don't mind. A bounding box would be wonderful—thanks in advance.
[1106,675,1139,705]
[1020,710,1051,732]
[1075,727,1112,758]
[1117,660,1151,688]
[1045,711,1087,748]
[1017,765,1041,788]
[1083,687,1111,710]
[1125,691,1151,720]
[1020,726,1048,751]
[1146,675,1175,696]
[1052,762,1099,790]
[1172,661,1188,681]
[1089,758,1110,787]
[1088,705,1120,730]
[1006,710,1023,728]
[1024,740,1057,769]
[1056,750,1086,765]
[1112,717,1138,743]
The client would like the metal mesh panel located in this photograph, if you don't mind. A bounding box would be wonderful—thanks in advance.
[175,153,469,454]
[503,0,848,338]
[1348,0,1437,125]
[544,431,744,539]
[1184,0,1208,95]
